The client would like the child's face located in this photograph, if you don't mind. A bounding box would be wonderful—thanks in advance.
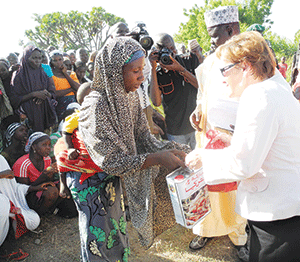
[69,54,76,64]
[76,67,87,81]
[63,60,72,71]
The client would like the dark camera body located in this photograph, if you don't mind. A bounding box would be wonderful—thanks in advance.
[158,47,173,65]
[130,23,153,51]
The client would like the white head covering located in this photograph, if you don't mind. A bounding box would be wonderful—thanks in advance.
[204,6,239,28]
[25,132,49,153]
[188,39,200,50]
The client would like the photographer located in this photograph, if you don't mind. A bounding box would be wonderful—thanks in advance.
[149,33,200,149]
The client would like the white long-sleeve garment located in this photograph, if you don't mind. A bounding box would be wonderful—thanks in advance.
[0,194,10,245]
[0,155,40,245]
[200,72,300,221]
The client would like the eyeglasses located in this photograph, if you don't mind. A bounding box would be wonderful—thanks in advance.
[220,62,239,76]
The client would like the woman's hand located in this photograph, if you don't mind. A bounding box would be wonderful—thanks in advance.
[160,149,187,171]
[60,64,68,75]
[143,149,186,172]
[33,90,52,103]
[42,162,58,180]
[0,170,15,179]
[185,148,203,170]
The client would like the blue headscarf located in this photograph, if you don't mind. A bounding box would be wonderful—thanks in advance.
[124,50,145,65]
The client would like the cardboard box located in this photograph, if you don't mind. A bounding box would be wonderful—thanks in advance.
[166,167,211,228]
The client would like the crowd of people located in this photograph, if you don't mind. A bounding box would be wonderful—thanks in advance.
[0,4,300,262]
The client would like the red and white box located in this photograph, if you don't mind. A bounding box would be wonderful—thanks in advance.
[166,167,211,228]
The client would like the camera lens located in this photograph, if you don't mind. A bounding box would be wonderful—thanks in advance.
[139,35,153,51]
[160,53,172,65]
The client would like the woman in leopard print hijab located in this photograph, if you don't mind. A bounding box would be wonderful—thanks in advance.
[79,37,190,261]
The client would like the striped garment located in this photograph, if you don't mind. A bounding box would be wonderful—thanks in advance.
[12,154,51,183]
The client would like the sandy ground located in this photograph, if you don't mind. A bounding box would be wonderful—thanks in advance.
[1,214,241,262]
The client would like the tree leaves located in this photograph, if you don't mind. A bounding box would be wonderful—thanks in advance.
[174,0,275,54]
[24,7,126,52]
[174,0,295,61]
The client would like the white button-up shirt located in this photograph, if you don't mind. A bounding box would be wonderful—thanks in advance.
[201,72,300,221]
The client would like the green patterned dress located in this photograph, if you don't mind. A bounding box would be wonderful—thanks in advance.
[67,171,130,262]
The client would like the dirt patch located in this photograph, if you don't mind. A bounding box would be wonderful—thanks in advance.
[2,214,241,262]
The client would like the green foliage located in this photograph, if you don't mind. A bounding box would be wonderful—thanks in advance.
[238,0,274,27]
[174,0,300,82]
[174,0,275,54]
[25,7,125,52]
[265,31,296,58]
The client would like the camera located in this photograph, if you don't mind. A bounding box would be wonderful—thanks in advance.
[158,47,173,65]
[129,23,154,51]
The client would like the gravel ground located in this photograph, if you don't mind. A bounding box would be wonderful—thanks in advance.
[0,214,241,262]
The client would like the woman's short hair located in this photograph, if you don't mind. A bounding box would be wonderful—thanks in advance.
[216,31,276,80]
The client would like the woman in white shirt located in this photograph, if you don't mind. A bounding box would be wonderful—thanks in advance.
[186,31,300,261]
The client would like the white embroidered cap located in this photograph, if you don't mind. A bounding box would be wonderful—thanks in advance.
[204,6,239,28]
[188,39,200,50]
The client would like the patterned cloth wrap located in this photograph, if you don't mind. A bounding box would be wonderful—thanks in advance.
[55,130,103,184]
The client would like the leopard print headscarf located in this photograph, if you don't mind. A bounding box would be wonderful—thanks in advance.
[79,37,189,247]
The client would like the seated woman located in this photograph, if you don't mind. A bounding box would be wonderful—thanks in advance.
[0,155,51,260]
[12,132,59,215]
[1,123,28,167]
[10,46,57,132]
[13,132,78,218]
[186,31,300,262]
[49,50,80,122]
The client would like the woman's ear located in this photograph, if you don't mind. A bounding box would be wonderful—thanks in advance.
[241,61,251,72]
[226,25,233,37]
[31,144,37,154]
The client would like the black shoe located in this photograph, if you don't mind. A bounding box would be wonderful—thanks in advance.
[189,236,211,251]
[235,245,249,262]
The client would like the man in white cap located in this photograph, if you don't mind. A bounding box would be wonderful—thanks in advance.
[188,5,249,262]
[188,39,205,64]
